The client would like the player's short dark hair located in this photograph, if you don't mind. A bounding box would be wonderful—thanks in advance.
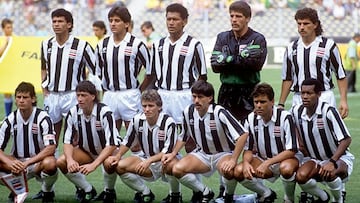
[191,80,215,98]
[76,81,99,103]
[141,89,162,107]
[141,21,154,31]
[229,1,251,18]
[15,82,37,106]
[93,20,107,35]
[295,7,323,36]
[51,8,74,32]
[166,3,189,20]
[108,6,131,24]
[251,83,274,101]
[301,78,324,94]
[1,18,13,28]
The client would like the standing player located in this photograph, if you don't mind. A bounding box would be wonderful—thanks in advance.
[95,6,151,131]
[291,78,354,203]
[233,83,298,203]
[104,89,181,203]
[343,33,360,93]
[1,18,14,117]
[162,80,249,203]
[92,20,107,41]
[0,82,58,203]
[278,7,348,119]
[140,21,161,50]
[41,8,96,146]
[56,81,120,203]
[144,3,207,126]
[210,0,267,122]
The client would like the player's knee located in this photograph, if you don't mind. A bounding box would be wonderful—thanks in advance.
[56,156,67,172]
[172,162,186,178]
[233,164,245,181]
[42,156,57,174]
[279,163,297,179]
[295,170,309,184]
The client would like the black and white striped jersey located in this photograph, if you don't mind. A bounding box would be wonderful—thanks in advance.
[122,112,177,156]
[244,107,298,160]
[41,35,96,92]
[63,103,120,156]
[282,36,346,92]
[291,101,351,161]
[95,33,150,91]
[180,104,246,154]
[150,33,207,90]
[0,107,56,158]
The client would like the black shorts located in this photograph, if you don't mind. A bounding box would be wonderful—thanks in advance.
[218,83,256,121]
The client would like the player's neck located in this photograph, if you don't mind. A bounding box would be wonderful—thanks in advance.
[56,33,70,46]
[113,32,126,44]
[233,27,248,39]
[19,108,33,121]
[302,35,316,46]
[169,31,184,43]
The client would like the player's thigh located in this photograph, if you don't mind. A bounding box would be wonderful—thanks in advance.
[117,155,142,173]
[71,147,94,165]
[174,154,210,174]
[296,160,318,183]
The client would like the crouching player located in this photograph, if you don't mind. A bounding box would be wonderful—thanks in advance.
[56,81,119,203]
[0,82,58,203]
[104,89,181,203]
[291,79,354,203]
[233,83,299,203]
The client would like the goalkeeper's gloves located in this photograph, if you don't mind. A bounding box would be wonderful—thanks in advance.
[239,44,263,59]
[211,51,234,65]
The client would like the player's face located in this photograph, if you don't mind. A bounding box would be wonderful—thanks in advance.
[253,95,274,120]
[142,100,161,121]
[52,16,72,34]
[76,91,95,112]
[192,93,213,117]
[2,23,13,36]
[141,26,152,38]
[93,26,105,40]
[301,85,320,108]
[109,16,129,35]
[230,10,249,34]
[166,12,187,36]
[297,18,317,38]
[15,92,35,110]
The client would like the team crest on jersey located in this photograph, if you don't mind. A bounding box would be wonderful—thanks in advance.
[317,118,324,129]
[273,126,281,137]
[316,47,325,57]
[189,119,194,126]
[69,49,77,59]
[125,46,132,56]
[239,44,247,53]
[139,126,144,133]
[254,126,258,132]
[102,47,107,54]
[47,48,52,54]
[158,130,165,141]
[158,45,163,52]
[31,123,38,134]
[210,119,216,130]
[180,46,188,56]
[95,121,102,131]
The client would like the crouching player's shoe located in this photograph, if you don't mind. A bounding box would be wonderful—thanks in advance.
[160,192,183,203]
[42,191,55,203]
[142,191,155,203]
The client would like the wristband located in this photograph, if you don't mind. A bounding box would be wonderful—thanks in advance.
[278,103,285,107]
[329,158,338,169]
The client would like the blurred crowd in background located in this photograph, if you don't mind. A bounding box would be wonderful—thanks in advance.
[1,0,359,42]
